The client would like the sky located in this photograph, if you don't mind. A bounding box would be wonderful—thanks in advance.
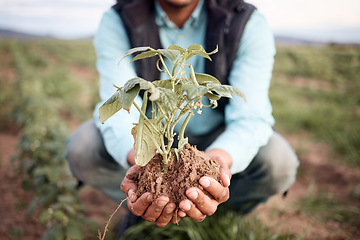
[0,0,359,43]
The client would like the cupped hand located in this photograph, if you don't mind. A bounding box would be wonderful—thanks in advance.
[120,164,177,227]
[175,148,232,222]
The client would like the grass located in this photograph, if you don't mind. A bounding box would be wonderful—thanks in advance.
[297,188,360,236]
[120,210,297,240]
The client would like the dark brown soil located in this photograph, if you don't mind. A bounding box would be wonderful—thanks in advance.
[129,144,220,206]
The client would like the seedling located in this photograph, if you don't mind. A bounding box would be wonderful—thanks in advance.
[99,44,245,171]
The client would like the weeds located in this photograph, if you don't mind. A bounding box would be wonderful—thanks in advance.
[1,39,99,239]
[120,209,297,240]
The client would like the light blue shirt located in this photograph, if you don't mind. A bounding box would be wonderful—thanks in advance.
[93,0,276,175]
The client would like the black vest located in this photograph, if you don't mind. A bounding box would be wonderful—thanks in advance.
[113,0,255,110]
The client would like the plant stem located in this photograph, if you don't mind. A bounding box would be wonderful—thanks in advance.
[178,112,192,147]
[134,93,148,160]
[172,57,181,76]
[133,101,161,135]
[173,57,186,81]
[189,64,199,85]
[151,101,157,119]
[158,54,172,79]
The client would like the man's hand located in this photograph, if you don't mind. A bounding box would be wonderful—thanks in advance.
[175,148,232,222]
[120,164,177,227]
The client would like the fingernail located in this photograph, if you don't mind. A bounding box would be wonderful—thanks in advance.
[178,211,186,217]
[200,177,211,188]
[166,206,174,214]
[187,190,198,200]
[226,175,231,187]
[147,194,153,202]
[182,202,191,211]
[157,199,168,207]
[128,189,136,202]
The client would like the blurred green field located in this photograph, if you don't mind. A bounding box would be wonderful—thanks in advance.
[0,39,359,239]
[272,44,360,167]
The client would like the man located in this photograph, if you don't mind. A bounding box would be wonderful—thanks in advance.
[67,0,299,229]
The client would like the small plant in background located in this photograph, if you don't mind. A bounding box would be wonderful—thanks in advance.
[9,42,98,240]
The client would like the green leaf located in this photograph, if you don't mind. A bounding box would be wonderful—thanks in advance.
[207,83,246,101]
[158,49,180,63]
[182,84,208,100]
[57,195,75,204]
[130,49,158,63]
[99,90,123,124]
[186,44,211,61]
[195,73,221,86]
[123,77,160,101]
[153,79,172,89]
[123,77,152,92]
[134,93,148,162]
[132,120,162,166]
[153,79,182,93]
[121,85,140,110]
[100,78,163,123]
[168,45,185,54]
[204,92,221,100]
[40,209,52,223]
[27,198,38,217]
[119,46,152,63]
[53,210,68,224]
[65,219,84,240]
[156,87,178,113]
[42,225,65,240]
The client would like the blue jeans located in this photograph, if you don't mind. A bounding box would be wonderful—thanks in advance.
[66,120,299,212]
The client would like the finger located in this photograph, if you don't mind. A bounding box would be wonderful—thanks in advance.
[186,187,217,216]
[155,202,176,227]
[142,196,169,222]
[217,160,231,187]
[170,209,185,224]
[120,165,140,202]
[179,199,206,222]
[128,192,153,216]
[120,178,138,203]
[178,210,186,218]
[170,213,181,224]
[200,176,229,203]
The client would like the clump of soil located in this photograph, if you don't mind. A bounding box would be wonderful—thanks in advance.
[128,144,220,206]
